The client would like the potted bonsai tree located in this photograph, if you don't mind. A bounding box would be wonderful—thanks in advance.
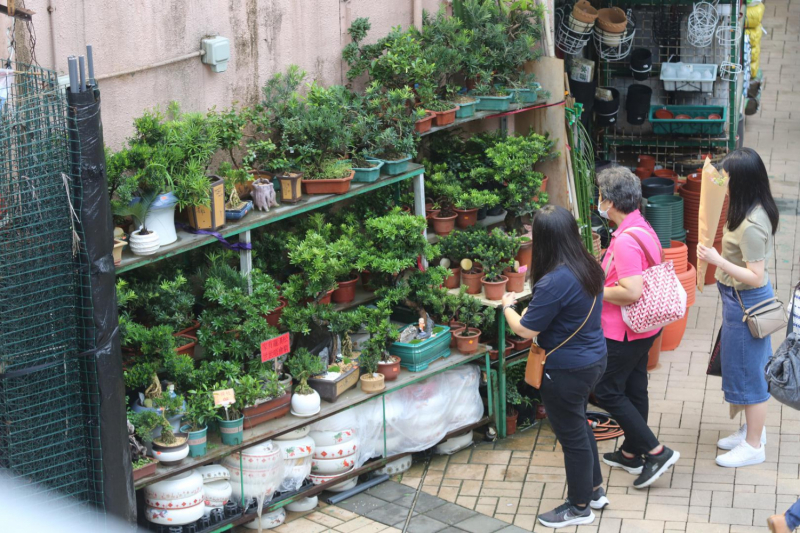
[452,296,490,354]
[214,380,244,446]
[181,384,220,458]
[475,228,520,300]
[286,348,326,416]
[128,410,159,481]
[137,391,189,466]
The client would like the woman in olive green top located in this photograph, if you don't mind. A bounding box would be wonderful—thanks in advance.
[697,148,779,469]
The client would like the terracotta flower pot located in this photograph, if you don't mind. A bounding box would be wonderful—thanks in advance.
[444,267,462,289]
[654,169,679,183]
[506,409,519,436]
[175,335,198,359]
[430,107,459,127]
[377,356,401,381]
[635,167,652,180]
[685,173,702,192]
[426,207,440,229]
[572,0,598,23]
[301,171,354,195]
[647,334,662,371]
[515,238,533,279]
[449,321,465,348]
[432,213,458,236]
[454,208,478,229]
[455,328,482,354]
[661,309,690,352]
[461,269,484,295]
[638,155,656,172]
[318,289,335,305]
[508,336,532,351]
[242,392,292,429]
[503,267,526,292]
[415,112,435,134]
[332,274,360,304]
[481,275,508,301]
[489,345,513,361]
[597,7,627,32]
[360,373,385,393]
[264,298,287,328]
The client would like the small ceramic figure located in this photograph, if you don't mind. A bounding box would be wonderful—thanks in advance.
[252,178,279,212]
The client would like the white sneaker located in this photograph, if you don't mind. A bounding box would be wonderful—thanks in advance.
[717,424,767,450]
[715,440,766,468]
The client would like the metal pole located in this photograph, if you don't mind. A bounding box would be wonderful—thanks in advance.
[498,310,507,438]
[78,55,87,92]
[240,230,253,294]
[67,56,79,94]
[86,45,95,84]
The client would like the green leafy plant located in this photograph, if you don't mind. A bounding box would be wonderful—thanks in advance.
[184,384,221,431]
[124,360,161,391]
[163,351,195,394]
[150,391,185,445]
[128,409,170,445]
[286,348,326,395]
[474,228,521,282]
[133,272,196,331]
[348,83,420,164]
[234,374,268,409]
[359,211,433,287]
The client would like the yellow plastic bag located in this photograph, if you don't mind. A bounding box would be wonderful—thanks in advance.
[745,2,765,29]
[746,25,763,49]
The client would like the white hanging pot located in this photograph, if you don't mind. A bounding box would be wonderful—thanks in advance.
[144,192,178,245]
[129,229,160,256]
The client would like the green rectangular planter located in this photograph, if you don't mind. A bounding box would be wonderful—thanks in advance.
[219,416,243,445]
[507,88,538,104]
[368,155,412,176]
[351,159,385,183]
[389,324,451,372]
[455,100,479,118]
[473,94,512,112]
[649,105,727,136]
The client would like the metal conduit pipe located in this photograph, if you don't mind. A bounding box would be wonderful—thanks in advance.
[413,0,423,29]
[95,50,205,81]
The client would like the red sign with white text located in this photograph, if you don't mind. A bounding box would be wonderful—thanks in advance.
[261,333,291,362]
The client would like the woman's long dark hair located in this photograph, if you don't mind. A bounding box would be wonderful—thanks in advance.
[722,148,779,235]
[531,205,605,296]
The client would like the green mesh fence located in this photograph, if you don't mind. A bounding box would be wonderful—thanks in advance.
[0,61,104,515]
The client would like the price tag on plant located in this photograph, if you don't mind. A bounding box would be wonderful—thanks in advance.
[261,332,291,363]
[213,388,235,407]
[518,265,528,274]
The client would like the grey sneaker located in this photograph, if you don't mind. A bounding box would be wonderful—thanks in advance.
[590,487,610,510]
[538,500,595,529]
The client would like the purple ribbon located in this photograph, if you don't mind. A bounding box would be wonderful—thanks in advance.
[176,223,252,252]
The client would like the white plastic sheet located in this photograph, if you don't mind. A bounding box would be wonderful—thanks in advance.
[310,365,483,468]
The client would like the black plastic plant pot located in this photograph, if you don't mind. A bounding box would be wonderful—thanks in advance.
[641,177,676,198]
[487,205,504,217]
[630,48,652,81]
[626,84,652,126]
[477,206,488,220]
[570,77,596,113]
[594,88,620,127]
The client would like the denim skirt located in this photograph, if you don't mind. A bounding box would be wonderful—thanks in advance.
[718,282,773,405]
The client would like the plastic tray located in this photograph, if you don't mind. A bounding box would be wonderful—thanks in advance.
[659,63,718,92]
[649,105,727,136]
[389,324,452,372]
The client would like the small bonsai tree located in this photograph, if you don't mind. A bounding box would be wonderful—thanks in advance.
[286,348,326,395]
[134,272,196,332]
[474,228,521,282]
[129,409,170,446]
[360,211,433,288]
[455,295,493,337]
[184,384,221,432]
[348,83,420,164]
[151,391,185,446]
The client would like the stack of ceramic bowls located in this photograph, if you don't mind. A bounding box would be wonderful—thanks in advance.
[309,428,359,491]
[222,441,284,504]
[143,470,205,526]
[274,429,315,493]
[196,465,233,517]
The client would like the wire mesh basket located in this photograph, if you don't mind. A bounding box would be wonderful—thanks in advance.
[593,10,636,61]
[719,61,743,81]
[716,24,743,46]
[687,2,719,48]
[555,7,594,56]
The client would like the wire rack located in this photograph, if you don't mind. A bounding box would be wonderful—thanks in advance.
[0,61,103,517]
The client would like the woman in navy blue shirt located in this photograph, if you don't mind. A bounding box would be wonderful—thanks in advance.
[502,206,607,529]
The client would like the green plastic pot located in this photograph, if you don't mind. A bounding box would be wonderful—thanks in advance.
[219,416,244,445]
[474,93,512,111]
[368,155,412,176]
[181,425,208,457]
[455,100,478,118]
[351,160,385,183]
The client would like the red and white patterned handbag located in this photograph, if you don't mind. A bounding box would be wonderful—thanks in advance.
[609,228,687,333]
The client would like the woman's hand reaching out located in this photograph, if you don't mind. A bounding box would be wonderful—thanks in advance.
[502,292,517,308]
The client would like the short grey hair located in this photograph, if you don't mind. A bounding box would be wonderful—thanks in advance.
[597,166,642,214]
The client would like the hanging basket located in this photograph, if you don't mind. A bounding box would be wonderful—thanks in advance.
[593,10,636,61]
[719,61,743,82]
[687,2,719,48]
[596,7,627,33]
[555,7,594,55]
[716,24,743,46]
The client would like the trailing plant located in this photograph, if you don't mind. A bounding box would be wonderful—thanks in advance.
[286,348,326,395]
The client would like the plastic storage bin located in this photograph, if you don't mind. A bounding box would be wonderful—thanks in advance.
[649,105,727,136]
[389,324,452,372]
[660,63,718,92]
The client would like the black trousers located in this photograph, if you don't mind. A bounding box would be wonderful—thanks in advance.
[539,359,606,506]
[593,334,661,455]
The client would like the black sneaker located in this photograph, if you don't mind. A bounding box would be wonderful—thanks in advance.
[538,500,595,529]
[633,447,680,489]
[590,487,609,510]
[602,450,644,475]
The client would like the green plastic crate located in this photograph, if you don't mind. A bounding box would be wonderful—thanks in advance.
[649,105,727,136]
[389,324,452,372]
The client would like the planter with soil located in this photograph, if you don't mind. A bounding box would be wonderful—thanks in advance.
[481,275,509,301]
[264,298,288,328]
[506,409,519,436]
[180,425,208,458]
[454,207,479,229]
[151,433,189,466]
[113,238,127,265]
[428,105,460,127]
[186,175,226,231]
[277,171,304,204]
[360,372,386,393]
[432,212,458,236]
[390,324,452,371]
[302,170,354,195]
[454,96,479,118]
[242,392,292,429]
[351,159,385,183]
[507,335,532,351]
[219,416,244,445]
[489,345,514,361]
[307,365,360,403]
[444,267,462,289]
[368,154,413,176]
[515,237,533,278]
[449,321,465,348]
[332,274,360,304]
[503,267,526,293]
[415,112,435,134]
[129,228,160,256]
[175,335,198,359]
[133,458,158,482]
[461,267,484,295]
[377,355,402,382]
[454,327,482,354]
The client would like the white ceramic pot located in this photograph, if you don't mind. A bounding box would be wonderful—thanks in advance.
[309,428,356,447]
[196,464,230,482]
[285,496,318,513]
[150,441,189,466]
[311,455,356,475]
[145,502,205,526]
[145,492,204,510]
[313,438,359,460]
[327,476,358,493]
[291,390,321,417]
[275,435,315,460]
[243,508,286,530]
[129,229,160,256]
[203,480,232,508]
[222,442,283,502]
[144,195,178,246]
[273,425,310,441]
[309,466,355,486]
[145,470,204,502]
[435,431,474,455]
[375,455,413,476]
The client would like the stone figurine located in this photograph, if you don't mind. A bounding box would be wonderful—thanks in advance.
[252,178,279,212]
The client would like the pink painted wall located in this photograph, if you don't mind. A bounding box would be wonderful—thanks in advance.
[5,0,443,148]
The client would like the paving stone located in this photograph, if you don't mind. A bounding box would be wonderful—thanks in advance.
[393,490,448,513]
[366,481,416,502]
[423,502,477,525]
[455,513,510,533]
[336,493,392,515]
[392,515,449,533]
[364,502,415,526]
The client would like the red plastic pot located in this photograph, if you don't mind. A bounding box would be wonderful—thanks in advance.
[661,308,690,352]
[319,289,334,305]
[429,107,459,127]
[415,112,435,133]
[503,267,526,292]
[454,328,482,354]
[635,167,652,180]
[507,336,532,350]
[515,239,533,279]
[489,345,514,361]
[454,208,478,229]
[461,269,484,295]
[638,155,656,173]
[449,321,465,348]
[654,169,679,183]
[332,275,360,304]
[432,213,457,236]
[264,298,288,328]
[301,171,354,195]
[647,333,662,371]
[444,267,462,289]
[175,335,198,359]
[481,275,508,301]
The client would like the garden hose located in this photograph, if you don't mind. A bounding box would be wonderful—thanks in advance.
[587,411,625,441]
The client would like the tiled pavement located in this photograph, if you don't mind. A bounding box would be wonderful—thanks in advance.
[272,1,800,531]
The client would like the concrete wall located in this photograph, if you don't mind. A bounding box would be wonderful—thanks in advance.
[5,0,443,148]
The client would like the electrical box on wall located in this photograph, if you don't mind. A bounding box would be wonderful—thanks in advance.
[201,36,230,73]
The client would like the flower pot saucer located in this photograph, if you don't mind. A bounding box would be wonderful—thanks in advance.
[291,407,321,418]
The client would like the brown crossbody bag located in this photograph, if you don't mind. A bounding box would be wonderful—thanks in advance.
[524,296,597,389]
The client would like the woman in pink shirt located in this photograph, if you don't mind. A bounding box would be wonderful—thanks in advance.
[592,167,680,489]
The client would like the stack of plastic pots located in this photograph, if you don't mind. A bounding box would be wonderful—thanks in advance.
[643,200,673,248]
[662,246,698,352]
[648,194,686,243]
[679,171,728,284]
